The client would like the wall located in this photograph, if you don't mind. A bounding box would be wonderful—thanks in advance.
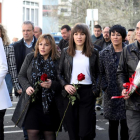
[2,0,42,42]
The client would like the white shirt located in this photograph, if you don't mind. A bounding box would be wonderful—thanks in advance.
[70,50,92,85]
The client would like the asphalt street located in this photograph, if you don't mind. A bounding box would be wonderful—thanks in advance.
[4,96,110,140]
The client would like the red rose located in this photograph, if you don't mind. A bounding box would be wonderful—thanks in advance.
[40,73,48,81]
[77,73,85,81]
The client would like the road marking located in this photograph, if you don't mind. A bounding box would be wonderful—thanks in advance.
[12,102,17,104]
[7,108,15,110]
[4,130,23,133]
[96,125,105,130]
[5,114,13,116]
[105,122,109,125]
[4,125,15,128]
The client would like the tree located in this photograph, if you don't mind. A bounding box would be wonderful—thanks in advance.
[58,0,139,29]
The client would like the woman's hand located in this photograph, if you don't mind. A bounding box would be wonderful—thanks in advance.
[17,89,22,94]
[40,79,52,89]
[64,85,76,95]
[26,87,34,96]
[122,89,130,100]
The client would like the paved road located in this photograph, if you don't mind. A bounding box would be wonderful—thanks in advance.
[4,96,109,140]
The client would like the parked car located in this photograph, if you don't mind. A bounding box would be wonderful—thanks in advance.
[53,35,62,45]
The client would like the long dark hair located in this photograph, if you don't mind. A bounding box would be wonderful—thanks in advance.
[67,23,93,57]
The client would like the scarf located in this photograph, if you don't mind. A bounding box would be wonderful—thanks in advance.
[31,53,56,113]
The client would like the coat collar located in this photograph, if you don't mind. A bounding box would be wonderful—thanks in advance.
[104,43,125,62]
[130,41,139,52]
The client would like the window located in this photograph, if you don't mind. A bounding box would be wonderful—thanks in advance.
[61,8,68,12]
[23,1,39,26]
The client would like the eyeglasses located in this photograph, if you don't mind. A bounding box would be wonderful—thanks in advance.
[103,31,109,34]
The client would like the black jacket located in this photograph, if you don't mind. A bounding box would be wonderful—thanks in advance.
[12,53,62,128]
[58,39,69,50]
[117,41,140,111]
[57,47,101,97]
[91,34,103,44]
[94,38,111,50]
[13,36,37,74]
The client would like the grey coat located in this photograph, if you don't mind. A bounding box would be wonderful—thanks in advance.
[12,53,61,128]
[99,44,126,120]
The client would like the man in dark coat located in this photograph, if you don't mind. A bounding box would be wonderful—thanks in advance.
[58,25,71,50]
[13,21,37,140]
[117,21,140,140]
[14,21,37,75]
[94,26,111,50]
[94,27,111,111]
[91,24,103,44]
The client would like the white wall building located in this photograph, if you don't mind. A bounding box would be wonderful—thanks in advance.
[1,0,42,42]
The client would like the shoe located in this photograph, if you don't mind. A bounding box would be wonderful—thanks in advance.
[95,105,101,111]
[100,112,103,115]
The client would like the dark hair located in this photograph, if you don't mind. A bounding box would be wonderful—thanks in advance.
[67,23,93,57]
[61,25,71,31]
[128,29,135,32]
[109,25,126,40]
[94,24,102,30]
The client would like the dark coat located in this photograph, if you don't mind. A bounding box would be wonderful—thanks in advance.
[13,36,37,74]
[91,34,103,44]
[99,44,126,120]
[12,53,62,128]
[58,39,69,50]
[57,47,101,97]
[117,41,140,111]
[94,38,111,50]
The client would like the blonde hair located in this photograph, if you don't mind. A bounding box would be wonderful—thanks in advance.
[129,31,137,44]
[34,34,60,60]
[0,24,10,46]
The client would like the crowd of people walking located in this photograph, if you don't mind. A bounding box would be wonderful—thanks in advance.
[0,19,140,140]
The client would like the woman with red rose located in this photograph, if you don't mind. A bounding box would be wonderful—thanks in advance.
[58,23,100,140]
[12,34,62,140]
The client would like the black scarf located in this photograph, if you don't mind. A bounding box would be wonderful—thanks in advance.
[31,53,56,113]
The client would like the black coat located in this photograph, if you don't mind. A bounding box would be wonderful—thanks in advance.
[12,53,62,128]
[13,36,37,74]
[94,38,111,50]
[117,41,140,111]
[100,44,126,120]
[58,39,69,50]
[57,47,101,97]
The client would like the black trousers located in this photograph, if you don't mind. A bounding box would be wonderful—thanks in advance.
[126,110,140,140]
[0,109,6,140]
[64,85,96,140]
[109,119,129,140]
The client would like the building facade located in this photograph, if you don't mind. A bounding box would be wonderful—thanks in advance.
[1,0,42,42]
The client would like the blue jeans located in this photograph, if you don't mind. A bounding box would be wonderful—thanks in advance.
[5,73,13,94]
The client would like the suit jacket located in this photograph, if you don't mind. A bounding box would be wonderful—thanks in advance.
[0,38,12,110]
[13,36,37,74]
